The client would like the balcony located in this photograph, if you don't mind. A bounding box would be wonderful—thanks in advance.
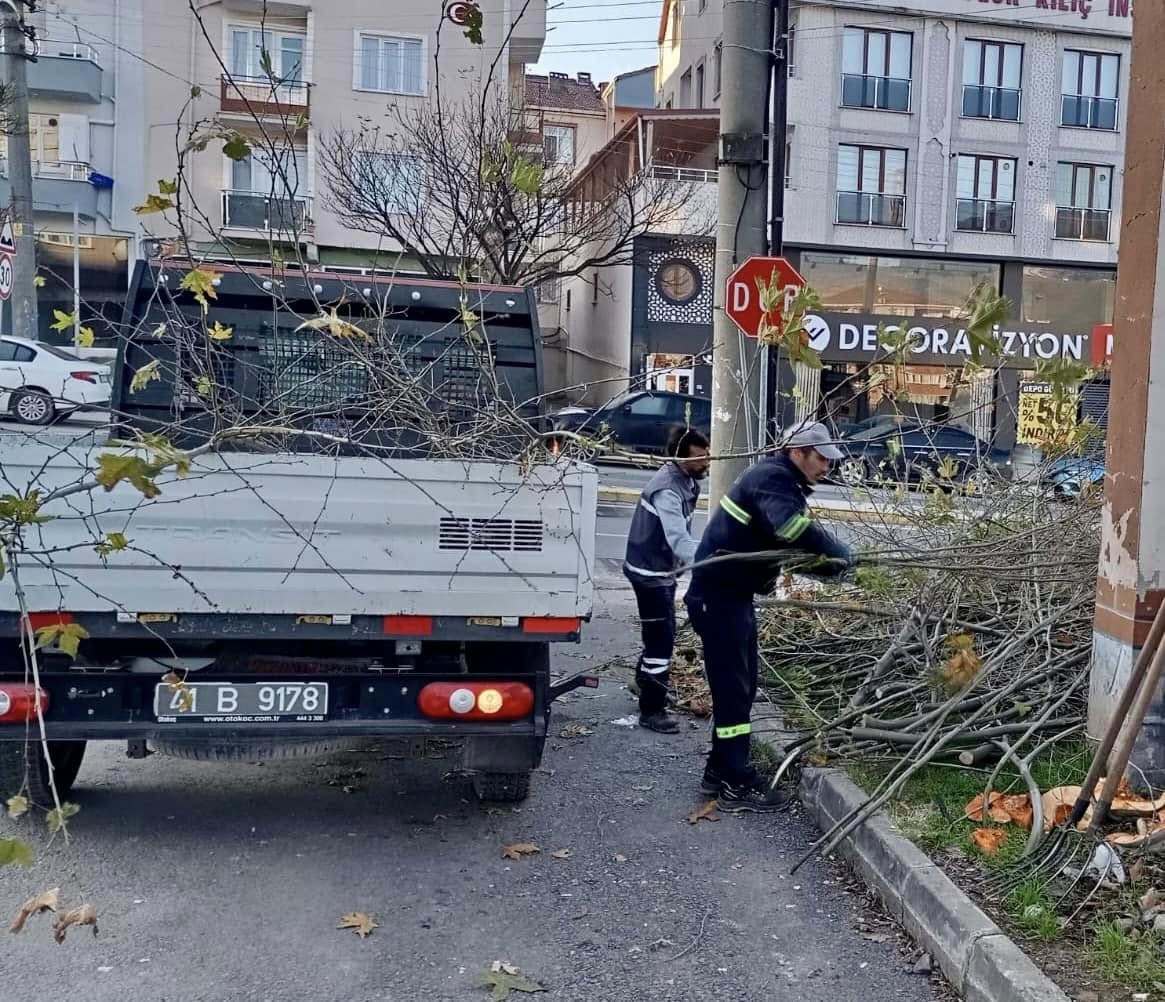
[1060,94,1118,131]
[836,191,907,227]
[222,190,312,233]
[841,74,911,113]
[0,39,104,103]
[648,164,717,183]
[509,0,547,64]
[955,198,1015,234]
[962,84,1021,122]
[220,75,310,121]
[1054,206,1110,241]
[0,160,98,218]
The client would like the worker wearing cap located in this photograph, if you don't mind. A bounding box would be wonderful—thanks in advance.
[623,426,711,733]
[685,421,854,812]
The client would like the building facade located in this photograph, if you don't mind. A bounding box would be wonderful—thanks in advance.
[589,0,1131,445]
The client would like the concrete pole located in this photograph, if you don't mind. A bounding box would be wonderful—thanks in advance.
[709,0,774,506]
[1088,10,1165,785]
[1,3,38,338]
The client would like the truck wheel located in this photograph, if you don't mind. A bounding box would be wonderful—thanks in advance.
[0,739,86,807]
[472,771,532,803]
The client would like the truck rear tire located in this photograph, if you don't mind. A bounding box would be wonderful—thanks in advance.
[0,739,86,807]
[472,771,532,802]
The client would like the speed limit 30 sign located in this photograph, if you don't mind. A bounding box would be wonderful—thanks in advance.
[0,253,13,301]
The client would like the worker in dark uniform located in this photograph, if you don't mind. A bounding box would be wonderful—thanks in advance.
[686,421,853,812]
[623,426,711,733]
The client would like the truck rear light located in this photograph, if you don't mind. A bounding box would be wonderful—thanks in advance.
[418,681,534,721]
[522,617,581,634]
[0,684,50,723]
[383,615,433,636]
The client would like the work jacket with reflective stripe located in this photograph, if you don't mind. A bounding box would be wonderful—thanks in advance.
[623,461,701,586]
[686,453,852,600]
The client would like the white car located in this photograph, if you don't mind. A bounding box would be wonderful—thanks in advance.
[0,335,112,425]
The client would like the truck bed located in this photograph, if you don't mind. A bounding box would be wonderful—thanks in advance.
[1,443,597,629]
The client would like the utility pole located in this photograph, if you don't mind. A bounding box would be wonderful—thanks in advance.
[763,0,789,447]
[2,1,37,338]
[709,0,775,505]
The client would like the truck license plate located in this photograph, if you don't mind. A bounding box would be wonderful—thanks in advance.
[153,682,328,722]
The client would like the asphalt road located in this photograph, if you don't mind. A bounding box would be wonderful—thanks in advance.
[0,583,942,1002]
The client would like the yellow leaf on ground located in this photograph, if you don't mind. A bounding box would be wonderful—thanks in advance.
[53,903,98,943]
[686,800,721,825]
[971,828,1008,856]
[337,912,377,938]
[501,842,540,860]
[10,887,58,933]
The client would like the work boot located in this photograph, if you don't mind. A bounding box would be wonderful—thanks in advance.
[717,777,793,814]
[639,711,680,734]
[700,763,726,796]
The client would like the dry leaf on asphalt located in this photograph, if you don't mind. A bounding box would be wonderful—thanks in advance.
[559,724,592,738]
[337,912,378,938]
[501,842,540,860]
[53,903,98,944]
[971,828,1008,855]
[686,800,721,825]
[550,849,572,860]
[612,854,628,864]
[479,963,546,1000]
[10,887,59,934]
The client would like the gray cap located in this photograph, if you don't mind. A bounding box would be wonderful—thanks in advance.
[782,421,845,461]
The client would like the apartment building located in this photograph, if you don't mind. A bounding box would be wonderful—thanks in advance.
[632,0,1131,445]
[0,0,149,339]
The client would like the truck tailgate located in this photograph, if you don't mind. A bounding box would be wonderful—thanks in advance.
[2,445,597,621]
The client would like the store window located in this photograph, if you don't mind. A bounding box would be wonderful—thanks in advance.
[1021,266,1115,329]
[800,252,1000,319]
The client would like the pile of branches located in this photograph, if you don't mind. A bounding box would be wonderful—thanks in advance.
[750,476,1102,858]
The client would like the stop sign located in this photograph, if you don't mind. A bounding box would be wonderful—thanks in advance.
[724,255,805,338]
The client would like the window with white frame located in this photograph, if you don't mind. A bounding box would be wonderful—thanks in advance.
[229,26,305,84]
[1061,50,1119,130]
[962,40,1022,121]
[543,125,575,166]
[356,33,424,96]
[354,152,425,216]
[841,27,912,112]
[955,154,1016,233]
[835,144,907,226]
[695,61,705,108]
[225,148,310,229]
[1054,162,1112,241]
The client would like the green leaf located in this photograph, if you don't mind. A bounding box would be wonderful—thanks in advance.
[462,5,485,45]
[7,794,28,818]
[46,802,80,834]
[222,133,251,162]
[94,531,128,556]
[511,159,543,196]
[195,374,213,396]
[50,308,75,333]
[134,193,175,215]
[0,836,34,868]
[77,325,95,348]
[158,178,179,196]
[33,274,45,288]
[179,267,220,312]
[34,622,90,659]
[208,320,233,341]
[94,453,162,498]
[190,84,202,98]
[130,358,162,393]
[0,491,51,526]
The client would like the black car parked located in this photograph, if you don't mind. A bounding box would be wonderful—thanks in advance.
[551,390,711,458]
[837,422,1012,491]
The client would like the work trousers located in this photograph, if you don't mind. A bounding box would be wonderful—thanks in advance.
[685,593,758,785]
[630,579,676,717]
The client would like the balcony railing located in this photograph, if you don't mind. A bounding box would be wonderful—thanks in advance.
[222,190,312,232]
[649,164,717,183]
[841,73,911,112]
[1060,94,1118,130]
[836,190,907,227]
[955,198,1015,234]
[220,75,310,118]
[0,159,91,181]
[962,84,1021,121]
[1054,206,1111,241]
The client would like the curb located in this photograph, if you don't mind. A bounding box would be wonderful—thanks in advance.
[597,486,914,525]
[792,765,1069,1002]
